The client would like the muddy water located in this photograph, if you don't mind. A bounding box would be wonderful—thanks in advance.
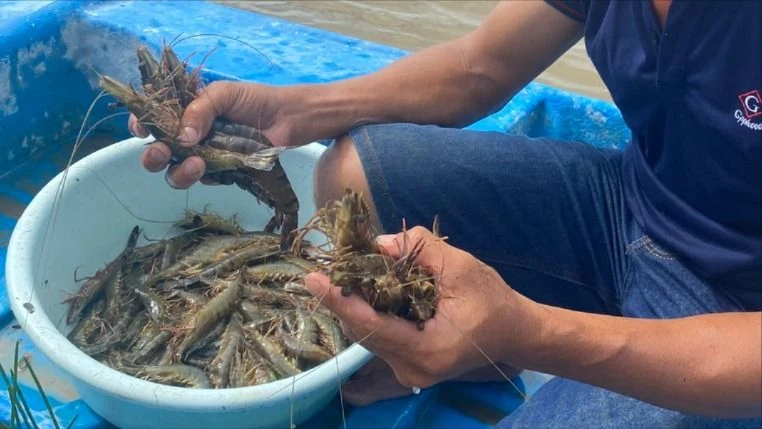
[218,0,611,101]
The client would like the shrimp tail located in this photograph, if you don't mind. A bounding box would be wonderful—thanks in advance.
[240,147,289,171]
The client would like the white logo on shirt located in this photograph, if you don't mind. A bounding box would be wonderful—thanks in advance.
[736,90,762,131]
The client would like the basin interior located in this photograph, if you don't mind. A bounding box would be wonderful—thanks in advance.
[6,137,373,422]
[18,138,325,334]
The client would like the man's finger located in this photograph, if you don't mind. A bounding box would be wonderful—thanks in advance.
[304,272,391,349]
[165,157,205,189]
[377,226,449,269]
[141,143,171,172]
[304,272,377,325]
[128,114,149,138]
[178,81,234,147]
[304,272,423,352]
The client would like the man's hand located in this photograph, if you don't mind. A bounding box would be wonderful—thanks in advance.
[130,81,292,189]
[304,226,762,418]
[304,226,541,390]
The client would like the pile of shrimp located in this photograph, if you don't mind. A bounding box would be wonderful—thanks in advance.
[79,41,439,388]
[292,188,440,331]
[64,209,347,389]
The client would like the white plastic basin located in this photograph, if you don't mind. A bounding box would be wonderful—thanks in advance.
[5,137,373,429]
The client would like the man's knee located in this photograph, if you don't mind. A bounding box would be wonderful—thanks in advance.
[314,133,384,231]
[314,134,363,208]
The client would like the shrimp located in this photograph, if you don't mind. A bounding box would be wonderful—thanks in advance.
[99,42,300,250]
[173,279,241,361]
[208,313,243,388]
[64,225,140,325]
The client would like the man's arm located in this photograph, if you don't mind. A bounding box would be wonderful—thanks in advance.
[304,227,760,418]
[280,1,584,138]
[520,307,762,418]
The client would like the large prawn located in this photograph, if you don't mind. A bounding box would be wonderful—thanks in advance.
[98,43,299,251]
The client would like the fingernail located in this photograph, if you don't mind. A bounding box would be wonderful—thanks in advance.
[304,273,324,296]
[377,235,396,247]
[147,147,167,164]
[179,127,199,147]
[165,172,179,189]
[304,275,318,292]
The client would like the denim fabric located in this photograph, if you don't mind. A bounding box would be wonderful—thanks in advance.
[347,123,761,428]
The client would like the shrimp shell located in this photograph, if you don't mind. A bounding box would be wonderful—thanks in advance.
[135,364,212,389]
[313,311,348,354]
[174,279,241,360]
[208,313,243,388]
[171,243,280,289]
[65,225,140,324]
[244,325,298,377]
[176,208,245,236]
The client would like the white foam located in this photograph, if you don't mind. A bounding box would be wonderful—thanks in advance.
[0,57,19,116]
[16,37,54,88]
[585,103,608,125]
[60,17,141,90]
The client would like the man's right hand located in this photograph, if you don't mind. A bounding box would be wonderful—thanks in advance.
[130,80,297,189]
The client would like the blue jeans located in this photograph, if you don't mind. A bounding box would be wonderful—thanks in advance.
[347,123,761,429]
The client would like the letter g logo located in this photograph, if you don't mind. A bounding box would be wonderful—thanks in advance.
[739,90,762,119]
[744,95,759,113]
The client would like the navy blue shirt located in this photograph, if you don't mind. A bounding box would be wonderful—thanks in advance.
[546,0,761,310]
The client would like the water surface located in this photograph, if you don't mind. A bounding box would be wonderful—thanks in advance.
[219,0,611,101]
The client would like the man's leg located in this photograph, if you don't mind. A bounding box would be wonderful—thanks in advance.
[498,377,761,429]
[313,123,630,405]
[315,123,628,314]
[496,213,762,428]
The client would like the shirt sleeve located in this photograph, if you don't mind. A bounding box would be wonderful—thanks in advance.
[544,0,586,22]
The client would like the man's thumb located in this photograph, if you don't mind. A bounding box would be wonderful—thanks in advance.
[304,272,332,299]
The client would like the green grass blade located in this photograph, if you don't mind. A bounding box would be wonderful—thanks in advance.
[0,361,20,429]
[12,342,38,429]
[23,356,62,429]
[11,370,37,429]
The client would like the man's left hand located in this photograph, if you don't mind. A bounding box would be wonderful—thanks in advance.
[303,226,541,390]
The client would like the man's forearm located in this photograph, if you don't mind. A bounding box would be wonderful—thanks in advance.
[283,37,509,140]
[279,1,584,141]
[515,307,762,418]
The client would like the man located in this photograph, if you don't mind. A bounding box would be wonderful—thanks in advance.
[130,1,761,427]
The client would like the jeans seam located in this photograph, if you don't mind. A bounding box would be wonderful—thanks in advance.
[621,234,647,302]
[627,235,677,261]
[625,235,650,253]
[643,240,677,261]
[619,252,635,304]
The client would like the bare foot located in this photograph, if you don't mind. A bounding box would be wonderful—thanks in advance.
[342,357,522,406]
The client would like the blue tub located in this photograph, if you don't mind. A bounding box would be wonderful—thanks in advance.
[0,1,629,427]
